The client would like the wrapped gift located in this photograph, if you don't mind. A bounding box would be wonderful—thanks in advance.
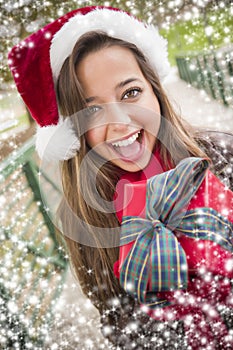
[114,157,233,349]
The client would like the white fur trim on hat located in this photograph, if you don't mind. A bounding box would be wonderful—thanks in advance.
[36,117,80,162]
[50,8,170,84]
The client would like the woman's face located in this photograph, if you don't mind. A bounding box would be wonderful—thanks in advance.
[76,45,161,172]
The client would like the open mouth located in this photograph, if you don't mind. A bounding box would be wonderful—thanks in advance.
[108,129,144,162]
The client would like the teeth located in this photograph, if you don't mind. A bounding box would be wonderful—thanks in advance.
[111,132,140,147]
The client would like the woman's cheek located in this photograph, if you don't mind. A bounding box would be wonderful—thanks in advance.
[85,127,105,149]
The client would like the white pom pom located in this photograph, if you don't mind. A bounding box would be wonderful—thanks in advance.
[36,117,80,162]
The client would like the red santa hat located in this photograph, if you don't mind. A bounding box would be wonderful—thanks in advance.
[8,6,170,162]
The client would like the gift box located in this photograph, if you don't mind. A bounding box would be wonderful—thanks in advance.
[114,157,233,349]
[114,157,233,304]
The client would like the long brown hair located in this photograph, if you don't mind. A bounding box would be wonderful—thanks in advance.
[56,31,207,312]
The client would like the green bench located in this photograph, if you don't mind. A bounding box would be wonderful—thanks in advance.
[176,48,233,107]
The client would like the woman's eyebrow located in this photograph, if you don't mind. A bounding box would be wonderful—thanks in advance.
[116,77,141,90]
[85,96,97,103]
[85,78,142,103]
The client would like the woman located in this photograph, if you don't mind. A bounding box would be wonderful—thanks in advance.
[9,6,233,349]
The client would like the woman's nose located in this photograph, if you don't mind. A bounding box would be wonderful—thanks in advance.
[107,104,132,131]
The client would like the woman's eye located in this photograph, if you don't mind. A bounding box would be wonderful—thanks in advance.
[122,88,142,100]
[85,105,102,117]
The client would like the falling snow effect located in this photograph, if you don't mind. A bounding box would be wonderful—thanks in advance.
[0,0,233,349]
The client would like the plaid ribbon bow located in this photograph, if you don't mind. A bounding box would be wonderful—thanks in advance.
[119,158,233,307]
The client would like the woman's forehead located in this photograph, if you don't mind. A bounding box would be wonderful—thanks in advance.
[76,46,144,98]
